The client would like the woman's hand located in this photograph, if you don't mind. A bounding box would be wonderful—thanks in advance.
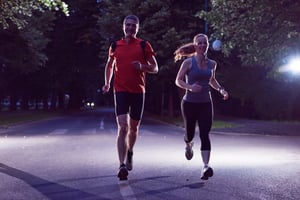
[220,89,229,100]
[189,83,202,92]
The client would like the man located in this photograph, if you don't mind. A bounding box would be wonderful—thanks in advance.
[102,15,158,180]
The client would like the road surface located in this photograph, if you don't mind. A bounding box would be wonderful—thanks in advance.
[0,108,299,200]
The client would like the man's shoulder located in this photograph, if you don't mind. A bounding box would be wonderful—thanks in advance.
[111,39,125,52]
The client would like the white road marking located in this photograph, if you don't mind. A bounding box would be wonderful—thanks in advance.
[118,181,137,200]
[48,129,68,135]
[99,118,104,130]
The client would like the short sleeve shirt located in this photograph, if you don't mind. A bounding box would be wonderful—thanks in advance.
[109,38,155,93]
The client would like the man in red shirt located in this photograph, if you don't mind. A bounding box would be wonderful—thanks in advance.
[102,15,158,180]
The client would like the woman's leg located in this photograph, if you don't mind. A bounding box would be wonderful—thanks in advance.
[181,101,197,143]
[197,102,214,179]
[181,101,197,160]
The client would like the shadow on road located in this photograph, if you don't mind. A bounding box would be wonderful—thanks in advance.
[120,175,205,199]
[0,163,110,200]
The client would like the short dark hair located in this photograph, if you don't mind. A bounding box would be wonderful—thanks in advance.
[123,15,139,24]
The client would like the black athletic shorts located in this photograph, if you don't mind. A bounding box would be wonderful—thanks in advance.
[114,92,145,121]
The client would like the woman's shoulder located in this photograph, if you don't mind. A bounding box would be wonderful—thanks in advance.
[208,59,217,69]
[183,57,193,66]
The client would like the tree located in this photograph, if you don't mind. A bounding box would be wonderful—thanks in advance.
[96,0,206,116]
[198,0,300,68]
[0,11,58,110]
[45,0,101,110]
[197,0,300,120]
[0,0,69,110]
[0,0,69,29]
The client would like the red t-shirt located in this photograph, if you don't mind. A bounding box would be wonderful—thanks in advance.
[109,38,155,93]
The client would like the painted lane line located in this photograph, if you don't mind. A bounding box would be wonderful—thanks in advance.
[99,118,104,130]
[118,181,137,200]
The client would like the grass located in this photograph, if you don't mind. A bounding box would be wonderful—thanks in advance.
[212,120,236,129]
[145,113,236,129]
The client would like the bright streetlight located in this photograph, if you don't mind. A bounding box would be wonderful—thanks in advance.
[287,57,300,74]
[279,56,300,74]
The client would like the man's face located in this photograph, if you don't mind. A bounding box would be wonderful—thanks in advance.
[123,19,139,38]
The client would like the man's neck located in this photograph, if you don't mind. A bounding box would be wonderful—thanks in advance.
[124,35,136,43]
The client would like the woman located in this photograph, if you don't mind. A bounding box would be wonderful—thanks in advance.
[174,33,229,180]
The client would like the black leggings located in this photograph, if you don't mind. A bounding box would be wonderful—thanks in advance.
[181,100,213,151]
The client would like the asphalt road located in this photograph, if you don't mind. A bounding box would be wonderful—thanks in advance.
[0,108,299,200]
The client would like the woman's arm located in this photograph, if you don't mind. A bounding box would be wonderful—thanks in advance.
[175,58,202,92]
[209,60,229,100]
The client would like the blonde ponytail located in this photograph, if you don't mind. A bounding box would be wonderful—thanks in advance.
[174,43,196,62]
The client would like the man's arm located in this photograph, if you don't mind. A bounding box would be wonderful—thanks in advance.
[141,55,158,74]
[102,56,114,93]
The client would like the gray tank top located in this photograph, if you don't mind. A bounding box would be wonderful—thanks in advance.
[183,56,213,103]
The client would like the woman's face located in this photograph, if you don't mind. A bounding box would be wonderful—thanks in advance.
[194,36,208,54]
[123,19,139,38]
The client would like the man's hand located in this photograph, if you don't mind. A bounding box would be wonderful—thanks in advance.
[102,84,110,94]
[131,61,142,70]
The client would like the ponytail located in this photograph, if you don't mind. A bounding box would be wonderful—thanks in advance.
[174,43,196,62]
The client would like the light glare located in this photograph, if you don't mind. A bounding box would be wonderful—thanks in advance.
[279,56,300,74]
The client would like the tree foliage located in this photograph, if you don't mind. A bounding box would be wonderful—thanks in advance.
[0,0,69,29]
[96,0,206,114]
[198,0,300,68]
[44,0,101,110]
[1,0,299,120]
[0,11,56,74]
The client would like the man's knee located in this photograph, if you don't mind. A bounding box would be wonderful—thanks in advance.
[130,124,139,133]
[119,124,128,132]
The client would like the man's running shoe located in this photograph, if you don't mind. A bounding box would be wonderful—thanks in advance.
[117,164,128,181]
[126,150,133,171]
[185,142,194,160]
[200,166,213,180]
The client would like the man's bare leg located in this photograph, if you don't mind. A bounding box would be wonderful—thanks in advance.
[128,118,140,151]
[116,114,129,165]
[116,114,129,180]
[125,118,140,170]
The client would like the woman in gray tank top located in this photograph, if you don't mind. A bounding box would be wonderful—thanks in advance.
[174,33,229,180]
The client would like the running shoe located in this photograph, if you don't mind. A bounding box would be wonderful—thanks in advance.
[118,164,128,180]
[200,166,213,180]
[126,150,133,171]
[185,142,194,160]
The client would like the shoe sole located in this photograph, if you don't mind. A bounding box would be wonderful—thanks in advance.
[119,176,128,181]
